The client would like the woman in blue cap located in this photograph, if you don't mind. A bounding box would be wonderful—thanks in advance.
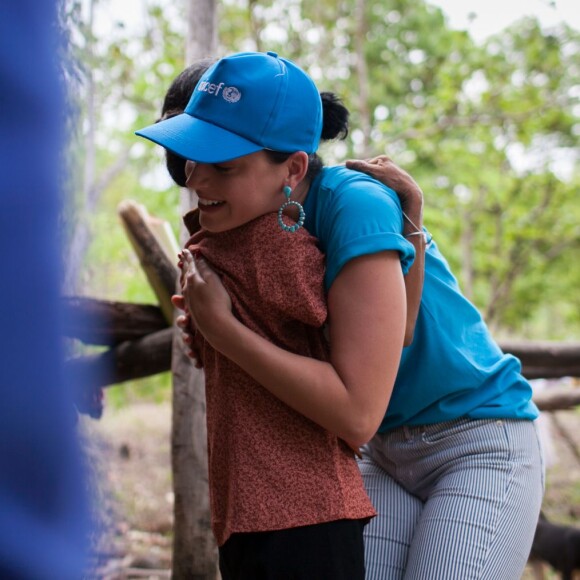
[139,52,543,579]
[138,51,384,580]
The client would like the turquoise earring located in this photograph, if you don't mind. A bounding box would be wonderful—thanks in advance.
[277,185,305,233]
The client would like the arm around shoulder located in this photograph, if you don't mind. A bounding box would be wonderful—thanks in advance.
[345,155,425,345]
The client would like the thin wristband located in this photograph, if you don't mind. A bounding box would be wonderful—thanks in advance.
[402,211,432,245]
[404,230,433,245]
[402,211,422,233]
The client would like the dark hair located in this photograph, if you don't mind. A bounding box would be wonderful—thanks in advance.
[159,59,216,187]
[160,63,349,186]
[264,91,349,181]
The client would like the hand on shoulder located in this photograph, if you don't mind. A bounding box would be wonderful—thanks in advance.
[345,155,423,217]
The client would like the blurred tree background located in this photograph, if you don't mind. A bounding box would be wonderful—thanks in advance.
[59,0,580,405]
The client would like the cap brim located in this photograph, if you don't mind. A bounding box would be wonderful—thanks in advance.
[135,113,263,163]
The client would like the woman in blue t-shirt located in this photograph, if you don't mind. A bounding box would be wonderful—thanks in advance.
[156,59,543,579]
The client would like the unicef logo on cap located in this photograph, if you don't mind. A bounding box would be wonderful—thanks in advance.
[223,86,241,103]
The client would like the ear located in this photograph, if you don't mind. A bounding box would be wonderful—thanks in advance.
[285,151,309,189]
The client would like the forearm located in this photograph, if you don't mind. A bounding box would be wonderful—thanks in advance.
[206,315,377,446]
[401,192,425,346]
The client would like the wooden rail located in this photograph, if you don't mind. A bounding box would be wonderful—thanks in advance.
[64,298,580,410]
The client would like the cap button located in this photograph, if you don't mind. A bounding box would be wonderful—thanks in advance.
[266,51,278,58]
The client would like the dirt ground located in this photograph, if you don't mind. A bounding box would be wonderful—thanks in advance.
[80,400,580,580]
[81,403,174,579]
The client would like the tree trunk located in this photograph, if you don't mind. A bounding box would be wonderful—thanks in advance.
[185,0,217,65]
[171,2,218,578]
[354,0,372,157]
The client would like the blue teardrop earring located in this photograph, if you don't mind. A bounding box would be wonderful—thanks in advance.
[277,185,305,233]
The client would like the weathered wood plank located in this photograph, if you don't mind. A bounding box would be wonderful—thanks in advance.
[118,200,179,325]
[533,387,580,412]
[62,296,167,345]
[66,327,173,387]
[499,340,580,368]
[65,324,580,390]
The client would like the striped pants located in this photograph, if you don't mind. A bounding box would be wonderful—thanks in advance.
[359,418,544,579]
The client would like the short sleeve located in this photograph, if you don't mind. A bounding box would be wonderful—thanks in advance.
[311,171,416,290]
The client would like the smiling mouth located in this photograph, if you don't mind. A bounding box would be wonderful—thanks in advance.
[198,198,225,208]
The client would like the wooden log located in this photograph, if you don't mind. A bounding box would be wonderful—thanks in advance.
[549,412,580,464]
[500,340,580,368]
[500,340,580,379]
[62,296,168,345]
[171,335,215,580]
[118,200,180,325]
[522,366,580,380]
[66,327,173,388]
[172,178,218,579]
[63,321,580,391]
[532,387,580,412]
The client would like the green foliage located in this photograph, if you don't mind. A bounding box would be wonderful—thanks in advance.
[105,372,173,409]
[82,167,178,304]
[63,0,186,297]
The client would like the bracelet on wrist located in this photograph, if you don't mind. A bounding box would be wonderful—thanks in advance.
[402,211,433,246]
[405,230,432,245]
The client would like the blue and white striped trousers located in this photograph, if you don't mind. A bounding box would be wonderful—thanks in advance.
[359,418,544,579]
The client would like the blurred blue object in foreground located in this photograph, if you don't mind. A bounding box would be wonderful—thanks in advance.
[0,1,89,578]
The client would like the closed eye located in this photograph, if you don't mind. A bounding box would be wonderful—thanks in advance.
[212,163,233,174]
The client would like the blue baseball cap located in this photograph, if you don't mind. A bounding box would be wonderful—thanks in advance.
[136,51,323,163]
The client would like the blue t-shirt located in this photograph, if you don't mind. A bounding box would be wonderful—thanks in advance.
[303,166,539,431]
